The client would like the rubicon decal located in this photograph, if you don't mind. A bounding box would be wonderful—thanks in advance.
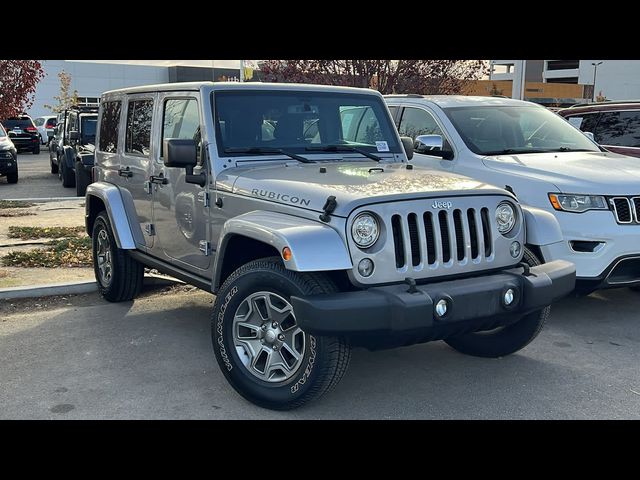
[252,189,311,206]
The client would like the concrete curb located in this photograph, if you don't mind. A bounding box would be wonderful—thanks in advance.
[1,197,84,203]
[0,275,184,300]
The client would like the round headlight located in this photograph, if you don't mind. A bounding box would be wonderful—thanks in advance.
[351,212,380,248]
[495,202,517,235]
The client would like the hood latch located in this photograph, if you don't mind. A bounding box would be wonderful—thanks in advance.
[319,196,337,223]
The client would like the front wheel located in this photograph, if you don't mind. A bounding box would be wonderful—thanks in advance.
[92,211,143,302]
[444,247,549,358]
[212,258,351,410]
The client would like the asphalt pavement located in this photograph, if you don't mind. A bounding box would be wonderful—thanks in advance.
[1,285,639,419]
[0,150,78,199]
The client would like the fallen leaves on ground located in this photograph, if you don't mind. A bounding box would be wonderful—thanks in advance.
[7,226,85,240]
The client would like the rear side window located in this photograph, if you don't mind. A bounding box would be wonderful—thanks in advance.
[125,99,153,156]
[45,118,57,128]
[162,98,200,161]
[398,107,444,138]
[34,118,44,126]
[99,101,122,153]
[594,111,640,147]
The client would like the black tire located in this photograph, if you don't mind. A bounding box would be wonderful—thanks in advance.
[212,257,351,410]
[6,171,18,184]
[75,162,90,196]
[61,161,76,188]
[33,144,40,155]
[92,211,143,302]
[50,158,59,174]
[444,247,550,358]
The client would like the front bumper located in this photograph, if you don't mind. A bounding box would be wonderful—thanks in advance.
[291,260,575,345]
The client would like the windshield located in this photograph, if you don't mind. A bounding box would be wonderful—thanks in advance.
[81,116,97,143]
[0,124,6,137]
[214,90,401,158]
[444,105,601,155]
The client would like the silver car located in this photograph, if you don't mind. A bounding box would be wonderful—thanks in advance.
[86,82,575,409]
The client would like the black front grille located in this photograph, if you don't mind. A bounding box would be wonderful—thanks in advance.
[611,197,633,223]
[391,207,492,269]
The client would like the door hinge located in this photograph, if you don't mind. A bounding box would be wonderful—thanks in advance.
[143,180,152,195]
[197,191,210,207]
[144,223,156,236]
[199,240,211,256]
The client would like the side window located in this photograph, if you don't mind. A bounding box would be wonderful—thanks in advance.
[34,118,43,127]
[387,105,399,125]
[398,107,444,139]
[162,98,201,162]
[99,101,122,153]
[125,99,153,156]
[595,111,640,147]
[67,113,78,133]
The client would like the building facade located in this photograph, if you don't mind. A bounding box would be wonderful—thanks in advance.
[29,60,243,118]
[489,60,640,102]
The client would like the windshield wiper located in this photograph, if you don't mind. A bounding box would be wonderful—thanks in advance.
[483,148,552,155]
[554,147,594,152]
[224,147,314,163]
[305,145,382,162]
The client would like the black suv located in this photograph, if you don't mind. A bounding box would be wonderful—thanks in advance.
[51,106,98,195]
[0,123,19,183]
[0,115,40,154]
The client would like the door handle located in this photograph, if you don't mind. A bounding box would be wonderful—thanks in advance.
[149,173,168,185]
[118,166,132,178]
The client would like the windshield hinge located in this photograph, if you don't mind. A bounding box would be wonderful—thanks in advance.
[319,196,337,223]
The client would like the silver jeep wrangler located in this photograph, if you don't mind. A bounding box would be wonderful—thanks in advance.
[86,82,575,410]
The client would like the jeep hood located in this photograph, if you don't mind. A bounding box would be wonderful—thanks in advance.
[222,161,509,217]
[482,151,640,195]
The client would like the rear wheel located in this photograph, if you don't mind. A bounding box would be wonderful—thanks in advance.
[50,158,58,174]
[212,257,351,410]
[92,211,143,302]
[75,162,91,196]
[444,247,549,358]
[6,171,18,184]
[32,144,40,155]
[61,161,76,188]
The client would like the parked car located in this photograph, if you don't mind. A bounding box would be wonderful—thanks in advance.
[58,106,98,194]
[85,82,574,409]
[33,115,57,145]
[0,115,40,154]
[557,101,640,158]
[49,122,64,174]
[0,124,19,183]
[385,95,640,294]
[49,106,98,193]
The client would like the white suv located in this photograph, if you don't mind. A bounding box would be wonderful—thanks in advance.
[385,95,640,294]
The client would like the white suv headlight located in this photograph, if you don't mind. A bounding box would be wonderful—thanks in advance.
[549,193,608,213]
[351,212,380,248]
[495,201,517,235]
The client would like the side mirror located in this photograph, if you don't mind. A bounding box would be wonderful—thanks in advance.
[400,136,414,160]
[69,130,79,141]
[583,131,596,142]
[415,134,443,153]
[163,138,206,187]
[414,134,454,160]
[164,138,197,168]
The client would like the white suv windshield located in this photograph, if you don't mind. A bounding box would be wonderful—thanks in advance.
[444,105,601,155]
[214,90,401,157]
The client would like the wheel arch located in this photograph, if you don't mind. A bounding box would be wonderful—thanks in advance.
[213,211,353,292]
[522,206,564,248]
[85,182,144,249]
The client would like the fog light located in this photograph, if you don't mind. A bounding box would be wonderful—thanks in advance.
[357,258,374,277]
[510,241,521,258]
[7,162,12,167]
[504,288,515,306]
[435,299,448,317]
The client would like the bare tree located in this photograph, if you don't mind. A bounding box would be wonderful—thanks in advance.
[44,71,79,113]
[260,60,488,95]
[0,60,44,120]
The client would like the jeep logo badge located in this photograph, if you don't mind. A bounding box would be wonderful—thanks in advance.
[432,200,452,209]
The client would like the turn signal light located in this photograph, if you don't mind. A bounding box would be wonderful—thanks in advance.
[282,247,292,261]
[548,194,562,210]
